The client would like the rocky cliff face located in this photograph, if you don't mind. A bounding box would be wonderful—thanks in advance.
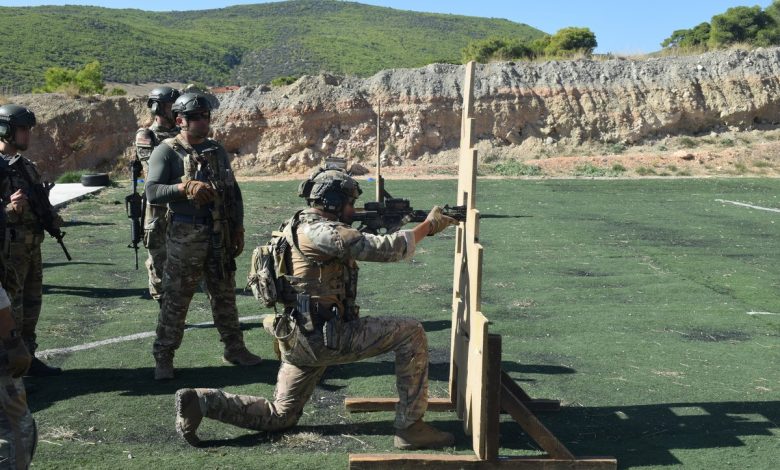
[11,47,780,179]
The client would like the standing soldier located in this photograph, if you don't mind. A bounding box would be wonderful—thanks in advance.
[174,166,458,450]
[145,93,261,380]
[0,104,63,377]
[0,277,36,469]
[134,86,180,304]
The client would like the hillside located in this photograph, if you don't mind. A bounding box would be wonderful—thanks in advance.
[0,0,543,92]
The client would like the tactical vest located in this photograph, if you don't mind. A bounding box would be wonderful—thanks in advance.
[287,211,359,318]
[1,155,43,230]
[135,123,179,163]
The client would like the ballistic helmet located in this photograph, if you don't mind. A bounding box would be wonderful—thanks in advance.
[0,104,36,141]
[172,93,212,118]
[147,86,181,116]
[299,162,362,214]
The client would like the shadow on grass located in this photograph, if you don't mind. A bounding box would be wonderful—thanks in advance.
[502,400,780,468]
[43,261,115,268]
[42,284,149,299]
[27,362,283,413]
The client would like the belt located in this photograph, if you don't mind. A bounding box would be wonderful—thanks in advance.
[171,213,212,225]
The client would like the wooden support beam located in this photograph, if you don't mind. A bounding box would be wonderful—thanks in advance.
[349,454,617,470]
[485,334,502,460]
[345,397,454,413]
[500,383,575,460]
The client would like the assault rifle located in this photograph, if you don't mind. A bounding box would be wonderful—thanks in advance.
[125,158,144,269]
[8,156,71,261]
[354,198,465,235]
[195,149,236,280]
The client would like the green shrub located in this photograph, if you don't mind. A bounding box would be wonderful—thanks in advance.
[636,166,657,176]
[56,170,87,183]
[611,163,627,173]
[35,61,105,95]
[679,137,698,148]
[107,87,126,96]
[491,160,543,176]
[271,75,299,87]
[608,143,626,154]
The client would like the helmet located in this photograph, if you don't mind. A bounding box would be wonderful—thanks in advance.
[0,104,36,141]
[147,86,181,116]
[171,93,212,118]
[299,167,362,213]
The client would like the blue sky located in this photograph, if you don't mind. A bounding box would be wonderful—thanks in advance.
[3,0,775,53]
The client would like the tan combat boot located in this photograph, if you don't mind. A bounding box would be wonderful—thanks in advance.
[223,346,262,366]
[394,419,455,450]
[175,388,203,447]
[154,355,174,380]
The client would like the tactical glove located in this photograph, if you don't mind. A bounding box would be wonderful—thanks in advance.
[2,334,31,378]
[232,227,245,257]
[182,180,216,206]
[426,205,458,236]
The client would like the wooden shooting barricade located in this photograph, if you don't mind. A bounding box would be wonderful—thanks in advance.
[345,62,617,469]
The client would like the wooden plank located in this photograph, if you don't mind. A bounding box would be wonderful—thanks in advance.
[500,382,575,460]
[345,397,454,413]
[349,454,617,470]
[485,334,502,461]
[466,311,488,456]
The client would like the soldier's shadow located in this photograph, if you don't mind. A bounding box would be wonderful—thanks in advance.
[26,361,283,414]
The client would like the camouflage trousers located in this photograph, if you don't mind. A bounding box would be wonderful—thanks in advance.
[193,316,428,431]
[153,220,245,359]
[143,204,168,301]
[0,374,36,470]
[4,231,44,354]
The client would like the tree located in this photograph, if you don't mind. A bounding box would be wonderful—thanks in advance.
[461,37,534,63]
[35,60,106,95]
[544,27,597,56]
[709,6,776,47]
[661,22,711,49]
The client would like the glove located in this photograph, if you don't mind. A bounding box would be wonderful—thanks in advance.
[232,227,245,257]
[426,205,458,236]
[2,334,31,378]
[182,180,216,206]
[9,189,28,215]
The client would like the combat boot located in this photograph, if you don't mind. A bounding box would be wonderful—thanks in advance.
[175,388,203,447]
[394,419,455,450]
[154,355,174,380]
[26,357,63,377]
[223,346,262,366]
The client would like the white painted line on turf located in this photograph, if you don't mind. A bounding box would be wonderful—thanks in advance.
[37,315,267,359]
[715,199,780,213]
[747,311,779,316]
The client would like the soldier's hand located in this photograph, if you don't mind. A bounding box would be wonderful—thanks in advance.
[2,334,31,378]
[9,189,28,214]
[182,180,217,206]
[426,205,458,236]
[232,227,245,257]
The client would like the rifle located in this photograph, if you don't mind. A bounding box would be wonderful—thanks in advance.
[125,158,144,269]
[7,157,72,261]
[195,149,236,280]
[353,198,466,235]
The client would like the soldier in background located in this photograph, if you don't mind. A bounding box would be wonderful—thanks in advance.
[174,166,458,450]
[145,93,261,380]
[0,104,63,377]
[0,277,36,469]
[134,86,180,303]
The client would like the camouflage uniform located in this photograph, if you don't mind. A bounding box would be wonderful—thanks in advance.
[134,123,179,301]
[187,209,430,431]
[145,135,249,362]
[0,154,61,355]
[0,284,36,470]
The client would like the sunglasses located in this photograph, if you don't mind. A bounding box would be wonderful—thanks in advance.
[185,112,211,122]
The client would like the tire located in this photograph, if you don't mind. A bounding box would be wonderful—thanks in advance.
[80,173,110,187]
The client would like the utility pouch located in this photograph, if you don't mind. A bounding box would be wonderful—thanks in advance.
[323,305,340,350]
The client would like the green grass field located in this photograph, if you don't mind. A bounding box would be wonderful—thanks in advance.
[29,178,779,469]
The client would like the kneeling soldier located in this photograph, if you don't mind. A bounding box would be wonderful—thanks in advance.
[175,165,458,450]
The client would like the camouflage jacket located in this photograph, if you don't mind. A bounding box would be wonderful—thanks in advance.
[134,122,179,163]
[0,153,60,231]
[287,209,416,313]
